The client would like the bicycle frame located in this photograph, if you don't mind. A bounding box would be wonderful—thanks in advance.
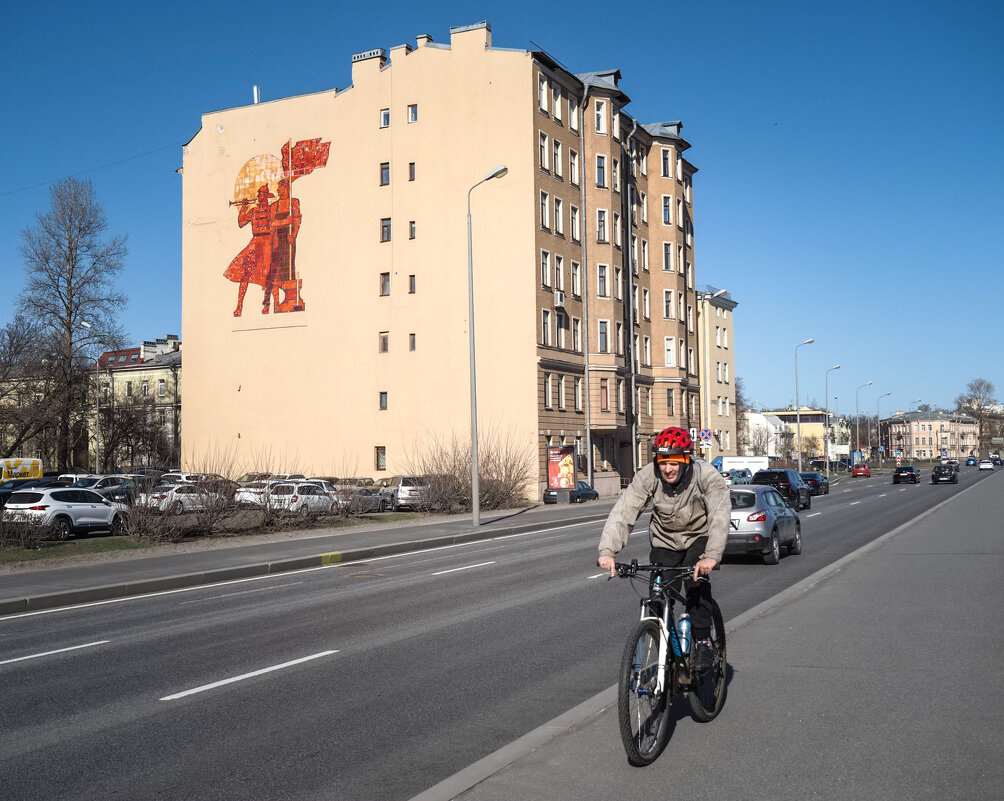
[632,565,693,696]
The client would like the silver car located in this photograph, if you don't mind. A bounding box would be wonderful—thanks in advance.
[726,485,801,565]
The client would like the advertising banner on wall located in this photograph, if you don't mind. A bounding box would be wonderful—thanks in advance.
[546,445,576,489]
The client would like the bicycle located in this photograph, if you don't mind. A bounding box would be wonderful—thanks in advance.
[613,560,727,766]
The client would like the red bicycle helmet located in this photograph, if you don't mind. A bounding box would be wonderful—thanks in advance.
[652,426,693,460]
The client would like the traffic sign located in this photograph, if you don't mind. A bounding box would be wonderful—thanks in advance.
[700,428,713,442]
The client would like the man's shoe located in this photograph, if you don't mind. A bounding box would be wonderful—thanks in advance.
[691,639,714,671]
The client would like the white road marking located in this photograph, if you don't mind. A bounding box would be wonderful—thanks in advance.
[176,582,304,604]
[806,512,822,518]
[160,650,338,701]
[433,561,495,576]
[0,640,109,666]
[588,572,610,579]
[878,494,887,498]
[850,501,861,506]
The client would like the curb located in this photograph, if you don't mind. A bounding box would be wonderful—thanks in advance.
[0,511,610,616]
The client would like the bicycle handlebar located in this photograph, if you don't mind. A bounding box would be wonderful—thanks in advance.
[613,559,715,582]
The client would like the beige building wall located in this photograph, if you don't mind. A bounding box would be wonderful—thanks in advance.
[697,290,738,463]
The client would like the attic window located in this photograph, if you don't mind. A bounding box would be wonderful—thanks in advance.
[129,354,139,363]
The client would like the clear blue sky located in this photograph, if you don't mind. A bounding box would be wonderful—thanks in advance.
[3,0,1001,415]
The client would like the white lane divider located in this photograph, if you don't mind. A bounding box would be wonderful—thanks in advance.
[806,512,822,518]
[0,639,109,666]
[878,494,887,498]
[433,561,495,576]
[160,650,338,701]
[850,501,861,506]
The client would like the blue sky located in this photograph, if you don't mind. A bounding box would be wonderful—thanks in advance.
[3,0,1001,415]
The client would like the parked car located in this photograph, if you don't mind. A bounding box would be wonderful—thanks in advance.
[0,477,47,508]
[931,464,958,484]
[335,487,388,513]
[719,471,733,487]
[2,487,128,540]
[992,455,1003,467]
[808,459,827,472]
[892,465,920,484]
[798,472,829,495]
[543,480,599,504]
[723,469,752,485]
[265,482,335,516]
[334,477,375,489]
[233,480,283,507]
[750,469,811,510]
[69,475,130,495]
[379,475,430,510]
[158,472,208,484]
[138,483,227,514]
[978,459,994,471]
[965,457,977,466]
[726,486,802,565]
[852,463,871,477]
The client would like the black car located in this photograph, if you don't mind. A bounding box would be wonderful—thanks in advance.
[750,469,811,510]
[892,465,920,484]
[799,472,829,495]
[931,464,958,484]
[543,480,599,504]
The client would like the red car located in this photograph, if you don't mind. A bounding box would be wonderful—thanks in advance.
[852,463,871,477]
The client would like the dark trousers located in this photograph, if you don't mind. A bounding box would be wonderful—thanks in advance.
[650,538,714,639]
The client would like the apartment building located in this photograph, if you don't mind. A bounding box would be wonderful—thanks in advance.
[695,286,738,463]
[885,410,979,460]
[180,21,704,494]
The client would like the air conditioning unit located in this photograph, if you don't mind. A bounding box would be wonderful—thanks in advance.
[554,290,566,308]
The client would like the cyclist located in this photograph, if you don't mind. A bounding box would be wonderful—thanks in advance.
[598,426,730,670]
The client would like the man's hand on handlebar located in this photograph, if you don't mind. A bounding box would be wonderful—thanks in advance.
[693,557,717,582]
[598,555,617,577]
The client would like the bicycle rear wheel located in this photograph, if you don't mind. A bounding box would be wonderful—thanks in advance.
[617,620,672,766]
[687,599,727,722]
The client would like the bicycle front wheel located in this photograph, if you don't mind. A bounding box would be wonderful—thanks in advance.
[687,599,727,722]
[617,620,672,766]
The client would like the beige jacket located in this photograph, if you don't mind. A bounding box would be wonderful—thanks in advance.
[598,459,731,564]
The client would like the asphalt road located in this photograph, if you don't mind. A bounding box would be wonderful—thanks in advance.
[0,466,994,800]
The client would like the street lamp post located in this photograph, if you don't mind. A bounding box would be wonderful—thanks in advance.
[824,364,840,482]
[907,398,922,460]
[855,381,872,464]
[877,392,892,465]
[467,165,508,527]
[794,338,814,472]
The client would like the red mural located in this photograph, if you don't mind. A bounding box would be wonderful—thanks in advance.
[225,139,331,316]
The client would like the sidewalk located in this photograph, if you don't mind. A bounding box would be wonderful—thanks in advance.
[414,473,1003,801]
[0,501,614,616]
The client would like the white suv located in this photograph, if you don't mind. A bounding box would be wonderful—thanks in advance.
[2,487,129,540]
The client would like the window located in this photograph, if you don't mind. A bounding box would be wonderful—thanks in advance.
[408,103,418,123]
[612,158,619,190]
[570,150,579,184]
[553,141,562,178]
[615,322,623,354]
[380,162,390,185]
[677,154,683,180]
[613,111,620,140]
[540,192,550,229]
[687,262,693,289]
[666,388,675,414]
[663,196,672,225]
[716,361,722,382]
[614,266,622,299]
[597,264,608,297]
[598,320,609,353]
[539,132,549,170]
[715,326,721,347]
[570,96,579,130]
[543,373,553,407]
[142,380,149,397]
[664,336,676,366]
[640,192,647,223]
[574,377,583,410]
[723,328,729,348]
[595,99,606,133]
[542,309,552,346]
[409,221,416,239]
[379,272,391,295]
[661,148,671,177]
[600,378,609,410]
[613,212,621,247]
[641,240,648,271]
[678,245,684,273]
[687,304,694,331]
[409,162,416,181]
[538,75,548,111]
[556,310,567,348]
[380,218,391,242]
[126,381,133,397]
[158,379,166,397]
[571,261,581,295]
[646,388,652,416]
[643,289,650,319]
[554,198,563,235]
[617,379,624,412]
[663,290,675,319]
[597,209,607,241]
[596,155,606,187]
[541,250,551,286]
[557,376,566,409]
[378,331,389,352]
[409,333,416,351]
[375,446,386,471]
[677,199,684,227]
[570,206,580,241]
[409,274,416,293]
[572,317,582,351]
[552,84,561,121]
[680,341,687,369]
[379,391,388,410]
[725,363,730,382]
[555,255,564,290]
[380,109,390,128]
[688,347,695,373]
[663,242,673,271]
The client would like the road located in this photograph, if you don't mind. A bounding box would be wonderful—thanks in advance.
[0,466,992,800]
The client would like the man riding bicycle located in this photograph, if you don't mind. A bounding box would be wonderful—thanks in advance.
[598,426,730,670]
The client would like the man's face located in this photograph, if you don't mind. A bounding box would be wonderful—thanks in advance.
[658,459,684,484]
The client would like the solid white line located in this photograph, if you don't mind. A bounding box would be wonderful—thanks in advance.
[0,640,109,666]
[806,512,822,518]
[850,501,861,505]
[433,561,495,576]
[159,650,338,701]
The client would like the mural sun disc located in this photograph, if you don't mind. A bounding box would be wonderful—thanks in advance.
[233,154,283,205]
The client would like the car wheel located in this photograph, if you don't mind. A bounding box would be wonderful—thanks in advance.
[378,499,387,512]
[299,504,311,519]
[51,516,72,541]
[172,501,184,515]
[788,523,802,555]
[763,531,780,565]
[802,493,811,511]
[111,513,127,537]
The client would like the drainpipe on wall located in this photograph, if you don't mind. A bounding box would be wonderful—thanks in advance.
[579,87,594,485]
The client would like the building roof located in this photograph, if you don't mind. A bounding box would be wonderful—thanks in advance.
[575,69,631,103]
[99,348,141,368]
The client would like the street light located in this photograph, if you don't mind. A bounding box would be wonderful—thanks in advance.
[794,338,814,472]
[824,364,840,481]
[697,287,727,461]
[877,392,892,465]
[855,381,872,463]
[908,398,922,460]
[79,320,98,472]
[467,164,508,527]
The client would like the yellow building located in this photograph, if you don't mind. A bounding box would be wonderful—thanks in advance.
[181,21,703,496]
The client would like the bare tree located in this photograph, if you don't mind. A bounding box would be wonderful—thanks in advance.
[955,378,997,452]
[0,316,64,459]
[734,376,750,455]
[18,177,127,468]
[748,426,771,456]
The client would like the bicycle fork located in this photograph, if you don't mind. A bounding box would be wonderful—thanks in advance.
[637,602,673,696]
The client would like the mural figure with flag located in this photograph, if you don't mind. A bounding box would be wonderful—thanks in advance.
[225,138,330,316]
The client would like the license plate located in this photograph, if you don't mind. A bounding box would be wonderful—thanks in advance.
[729,519,739,530]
